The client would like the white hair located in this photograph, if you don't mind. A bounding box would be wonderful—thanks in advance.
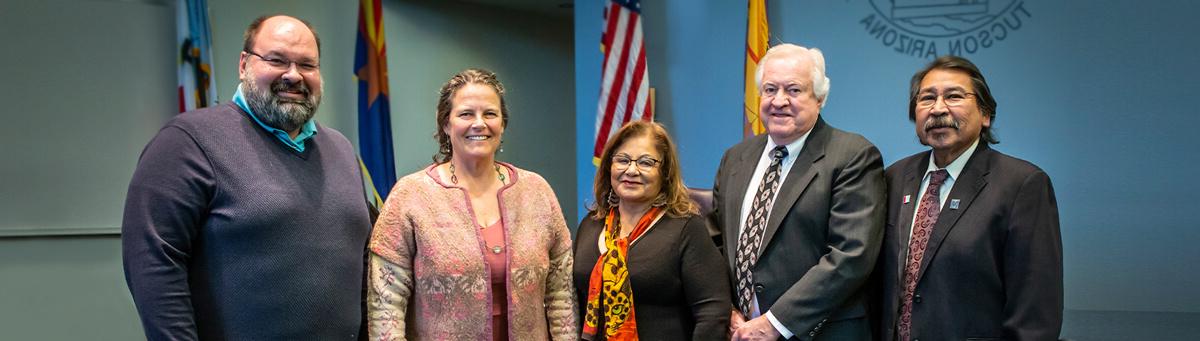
[754,43,831,107]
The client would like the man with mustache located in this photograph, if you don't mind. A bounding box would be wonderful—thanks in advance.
[122,15,372,340]
[872,55,1063,340]
[711,43,886,340]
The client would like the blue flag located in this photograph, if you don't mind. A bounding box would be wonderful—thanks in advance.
[355,0,396,207]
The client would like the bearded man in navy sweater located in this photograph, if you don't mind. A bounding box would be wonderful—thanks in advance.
[122,15,372,340]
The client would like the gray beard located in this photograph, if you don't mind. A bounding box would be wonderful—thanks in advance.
[242,78,321,133]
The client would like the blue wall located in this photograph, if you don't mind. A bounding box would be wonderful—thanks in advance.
[575,0,1200,314]
[573,1,748,221]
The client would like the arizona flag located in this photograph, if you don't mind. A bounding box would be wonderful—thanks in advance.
[177,0,217,112]
[743,0,769,137]
[594,0,652,165]
[355,0,396,207]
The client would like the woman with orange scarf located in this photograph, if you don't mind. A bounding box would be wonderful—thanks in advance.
[572,121,731,340]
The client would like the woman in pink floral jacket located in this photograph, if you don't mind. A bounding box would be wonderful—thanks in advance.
[367,69,577,340]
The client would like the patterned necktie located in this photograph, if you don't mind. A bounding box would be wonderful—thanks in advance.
[897,169,950,341]
[734,145,789,317]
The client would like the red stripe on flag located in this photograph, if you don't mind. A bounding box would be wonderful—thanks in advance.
[620,38,645,125]
[601,2,620,52]
[643,93,653,120]
[594,2,652,161]
[747,45,762,63]
[640,52,652,122]
[594,8,636,157]
[608,10,638,108]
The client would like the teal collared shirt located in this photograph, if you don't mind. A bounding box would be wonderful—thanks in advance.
[232,84,318,152]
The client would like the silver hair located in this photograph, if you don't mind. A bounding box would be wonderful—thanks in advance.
[754,43,830,107]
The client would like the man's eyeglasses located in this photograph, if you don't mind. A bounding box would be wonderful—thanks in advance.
[759,84,810,98]
[612,154,661,171]
[916,91,976,109]
[244,50,320,73]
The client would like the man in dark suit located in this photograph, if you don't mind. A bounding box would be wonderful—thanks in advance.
[873,55,1063,340]
[711,43,886,340]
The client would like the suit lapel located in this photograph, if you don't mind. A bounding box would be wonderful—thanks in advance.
[896,154,927,279]
[916,144,992,282]
[758,120,828,256]
[725,135,767,265]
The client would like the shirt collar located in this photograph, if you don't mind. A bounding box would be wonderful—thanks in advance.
[766,130,811,163]
[923,138,980,182]
[232,84,318,152]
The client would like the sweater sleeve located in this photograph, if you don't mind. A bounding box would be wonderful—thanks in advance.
[367,254,413,341]
[367,183,417,341]
[121,125,214,341]
[541,185,580,341]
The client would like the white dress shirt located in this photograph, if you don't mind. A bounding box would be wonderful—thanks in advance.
[737,133,809,338]
[907,138,980,243]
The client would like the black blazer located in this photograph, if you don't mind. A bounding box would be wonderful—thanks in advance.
[872,143,1063,340]
[573,214,731,340]
[709,118,886,339]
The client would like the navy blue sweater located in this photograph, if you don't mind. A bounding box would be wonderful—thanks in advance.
[122,103,372,340]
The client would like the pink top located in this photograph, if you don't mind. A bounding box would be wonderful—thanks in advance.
[481,220,509,341]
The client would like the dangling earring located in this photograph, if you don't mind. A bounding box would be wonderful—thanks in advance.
[607,188,620,206]
[499,140,504,153]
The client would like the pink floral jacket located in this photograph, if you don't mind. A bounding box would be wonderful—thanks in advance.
[368,163,578,340]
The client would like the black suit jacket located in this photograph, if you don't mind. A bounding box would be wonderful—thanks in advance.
[873,143,1063,340]
[710,118,886,339]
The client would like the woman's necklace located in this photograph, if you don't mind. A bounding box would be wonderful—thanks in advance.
[449,162,506,185]
[449,162,507,254]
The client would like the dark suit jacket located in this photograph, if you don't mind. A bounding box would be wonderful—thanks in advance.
[873,143,1063,341]
[710,118,886,339]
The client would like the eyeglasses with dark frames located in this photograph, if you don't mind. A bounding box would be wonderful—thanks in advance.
[244,50,320,73]
[915,91,976,109]
[612,154,661,171]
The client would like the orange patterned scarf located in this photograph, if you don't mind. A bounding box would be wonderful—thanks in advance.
[582,206,662,340]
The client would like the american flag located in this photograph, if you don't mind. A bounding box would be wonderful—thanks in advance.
[594,0,652,165]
